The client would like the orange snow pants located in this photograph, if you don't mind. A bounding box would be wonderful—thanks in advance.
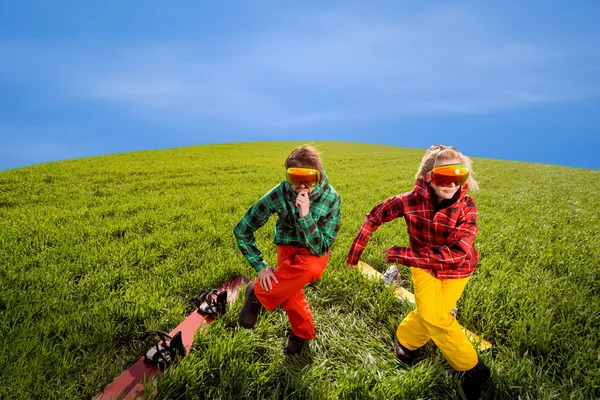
[254,245,329,340]
[396,267,478,371]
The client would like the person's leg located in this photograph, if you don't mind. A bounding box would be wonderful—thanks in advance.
[394,311,429,364]
[461,355,491,400]
[257,246,328,353]
[396,269,433,351]
[410,268,478,370]
[278,248,328,338]
[280,288,314,339]
[239,281,263,328]
[239,246,298,329]
[240,245,329,354]
[254,246,328,314]
[436,275,490,399]
[394,268,433,364]
[280,288,315,355]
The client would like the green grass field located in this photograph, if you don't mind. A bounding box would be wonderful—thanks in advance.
[1,141,599,399]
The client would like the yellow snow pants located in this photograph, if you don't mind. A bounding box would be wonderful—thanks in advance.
[396,267,478,371]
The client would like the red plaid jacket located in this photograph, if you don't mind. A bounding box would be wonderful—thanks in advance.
[346,179,478,279]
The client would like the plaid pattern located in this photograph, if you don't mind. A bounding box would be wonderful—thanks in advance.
[346,180,478,279]
[234,174,341,271]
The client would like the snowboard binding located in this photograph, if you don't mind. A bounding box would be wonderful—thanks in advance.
[196,289,228,316]
[140,330,186,369]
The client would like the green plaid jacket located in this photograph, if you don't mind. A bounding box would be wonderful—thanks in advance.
[234,173,341,271]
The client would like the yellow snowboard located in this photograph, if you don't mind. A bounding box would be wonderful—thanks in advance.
[356,261,492,351]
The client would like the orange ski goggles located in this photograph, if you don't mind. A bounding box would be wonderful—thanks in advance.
[429,163,469,187]
[286,167,320,188]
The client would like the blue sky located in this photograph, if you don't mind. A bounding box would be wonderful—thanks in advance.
[1,1,599,171]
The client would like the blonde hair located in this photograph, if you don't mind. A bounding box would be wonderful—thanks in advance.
[284,145,324,180]
[416,144,479,192]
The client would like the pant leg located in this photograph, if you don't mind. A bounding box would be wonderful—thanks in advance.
[396,310,431,351]
[254,245,329,339]
[281,288,316,339]
[396,268,432,350]
[436,275,479,371]
[407,267,478,371]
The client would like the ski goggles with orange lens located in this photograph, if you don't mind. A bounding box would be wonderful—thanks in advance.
[430,163,469,187]
[286,167,320,188]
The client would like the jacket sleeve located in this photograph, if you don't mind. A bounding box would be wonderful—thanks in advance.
[346,195,405,265]
[233,193,274,272]
[386,200,478,270]
[296,193,341,256]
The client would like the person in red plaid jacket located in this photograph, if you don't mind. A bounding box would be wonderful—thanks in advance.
[346,144,490,400]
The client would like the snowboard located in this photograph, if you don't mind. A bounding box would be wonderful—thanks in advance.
[356,261,492,351]
[92,275,251,400]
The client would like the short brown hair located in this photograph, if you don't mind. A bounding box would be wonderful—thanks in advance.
[284,145,324,180]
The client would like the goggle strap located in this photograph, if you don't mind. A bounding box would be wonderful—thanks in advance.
[424,171,432,183]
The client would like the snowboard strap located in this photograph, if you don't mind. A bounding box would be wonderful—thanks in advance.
[196,289,228,316]
[140,330,186,369]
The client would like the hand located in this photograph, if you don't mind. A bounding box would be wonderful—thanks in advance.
[294,189,310,217]
[258,266,279,291]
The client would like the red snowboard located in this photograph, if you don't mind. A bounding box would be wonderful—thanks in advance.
[93,275,251,400]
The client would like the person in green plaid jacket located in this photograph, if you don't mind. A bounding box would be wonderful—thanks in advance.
[235,145,341,355]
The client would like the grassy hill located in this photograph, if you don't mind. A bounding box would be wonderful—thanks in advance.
[1,141,598,399]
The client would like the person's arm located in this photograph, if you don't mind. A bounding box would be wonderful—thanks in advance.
[346,195,405,267]
[296,191,341,256]
[233,191,274,272]
[385,199,478,270]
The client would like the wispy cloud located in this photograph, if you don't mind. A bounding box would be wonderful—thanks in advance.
[2,4,599,133]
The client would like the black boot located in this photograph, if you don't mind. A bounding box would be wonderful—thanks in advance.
[393,335,416,365]
[284,332,307,355]
[239,282,262,329]
[461,356,490,400]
